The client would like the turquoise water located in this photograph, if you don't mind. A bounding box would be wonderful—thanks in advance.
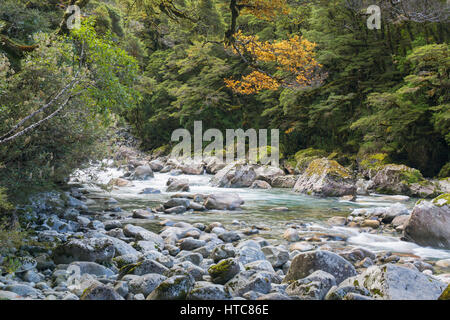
[72,166,450,260]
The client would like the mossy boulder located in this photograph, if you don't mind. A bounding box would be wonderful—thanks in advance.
[327,264,446,300]
[80,283,124,300]
[52,238,115,264]
[438,162,450,179]
[146,275,195,300]
[208,258,240,284]
[371,164,439,198]
[358,153,390,179]
[438,284,450,300]
[404,194,450,249]
[293,148,328,174]
[293,158,356,197]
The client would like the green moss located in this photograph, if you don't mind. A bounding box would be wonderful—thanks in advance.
[360,153,390,170]
[294,148,328,171]
[438,284,450,300]
[305,158,351,179]
[432,194,450,207]
[208,259,233,275]
[438,162,450,179]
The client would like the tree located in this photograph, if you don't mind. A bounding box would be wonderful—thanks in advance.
[224,30,322,94]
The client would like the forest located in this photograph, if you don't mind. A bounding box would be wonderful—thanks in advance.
[0,0,449,201]
[0,0,449,303]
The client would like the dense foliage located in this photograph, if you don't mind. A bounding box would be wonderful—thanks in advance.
[0,0,448,205]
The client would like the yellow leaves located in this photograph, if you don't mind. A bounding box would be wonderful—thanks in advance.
[285,127,295,134]
[239,0,290,20]
[226,31,322,94]
[225,71,279,94]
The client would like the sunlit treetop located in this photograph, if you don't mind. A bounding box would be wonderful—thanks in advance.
[225,31,323,94]
[237,0,290,20]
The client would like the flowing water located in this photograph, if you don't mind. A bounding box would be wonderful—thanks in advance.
[71,164,450,262]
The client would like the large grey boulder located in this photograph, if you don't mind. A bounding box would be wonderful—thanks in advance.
[68,262,115,278]
[146,275,195,300]
[328,264,446,300]
[123,224,164,249]
[128,274,167,296]
[254,166,285,183]
[176,159,205,175]
[208,258,240,284]
[53,238,115,264]
[371,164,439,198]
[261,246,289,268]
[293,158,355,197]
[404,194,450,249]
[271,175,297,188]
[166,178,190,192]
[284,250,357,284]
[286,270,336,300]
[187,282,231,300]
[211,162,257,188]
[204,193,244,211]
[132,165,154,180]
[224,270,273,297]
[80,284,124,300]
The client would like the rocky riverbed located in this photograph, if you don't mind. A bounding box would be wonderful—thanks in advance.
[1,153,449,300]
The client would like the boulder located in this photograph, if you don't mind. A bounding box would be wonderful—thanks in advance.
[204,157,227,174]
[53,238,115,264]
[371,164,438,197]
[164,198,190,209]
[293,158,356,197]
[149,159,164,172]
[208,258,240,284]
[146,275,195,300]
[132,165,154,180]
[404,194,450,249]
[271,175,297,188]
[123,224,164,249]
[284,250,357,284]
[329,264,446,300]
[132,209,155,219]
[254,166,285,183]
[68,262,115,278]
[166,178,190,192]
[261,246,289,268]
[176,159,204,175]
[211,162,257,188]
[204,193,244,211]
[250,180,272,189]
[108,178,132,187]
[286,270,336,300]
[80,284,124,300]
[187,282,231,300]
[128,274,167,296]
[224,271,272,297]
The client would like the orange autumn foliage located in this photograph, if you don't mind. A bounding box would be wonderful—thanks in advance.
[225,31,322,94]
[239,0,290,20]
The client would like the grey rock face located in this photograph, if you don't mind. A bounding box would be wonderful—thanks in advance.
[187,282,231,300]
[80,284,124,300]
[53,238,115,264]
[293,158,356,197]
[284,250,357,284]
[261,246,289,268]
[330,264,446,300]
[204,193,244,211]
[146,275,195,300]
[128,274,167,296]
[404,196,450,249]
[286,270,336,300]
[208,258,240,285]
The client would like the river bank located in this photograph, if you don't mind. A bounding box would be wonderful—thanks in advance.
[0,153,449,300]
